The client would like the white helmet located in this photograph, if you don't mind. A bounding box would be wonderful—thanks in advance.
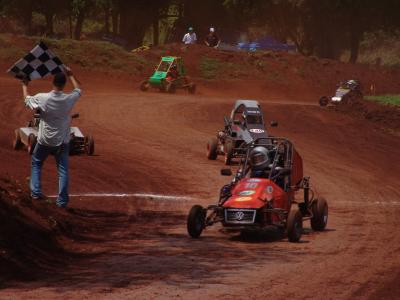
[210,27,215,32]
[249,146,270,170]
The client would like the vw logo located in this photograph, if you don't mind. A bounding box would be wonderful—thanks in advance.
[235,211,245,221]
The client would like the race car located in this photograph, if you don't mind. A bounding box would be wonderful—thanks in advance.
[13,111,94,155]
[319,79,363,106]
[140,56,196,94]
[206,100,277,165]
[188,137,328,242]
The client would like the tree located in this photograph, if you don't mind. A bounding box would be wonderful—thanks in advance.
[117,0,170,48]
[36,0,66,35]
[71,0,92,40]
[0,0,35,35]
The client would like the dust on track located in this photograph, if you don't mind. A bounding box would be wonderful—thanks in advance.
[0,73,400,300]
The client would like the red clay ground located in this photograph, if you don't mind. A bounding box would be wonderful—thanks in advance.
[0,48,400,299]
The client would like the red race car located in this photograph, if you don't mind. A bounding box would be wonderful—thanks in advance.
[187,137,328,242]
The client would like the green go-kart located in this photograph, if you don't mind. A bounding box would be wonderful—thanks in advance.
[140,56,196,94]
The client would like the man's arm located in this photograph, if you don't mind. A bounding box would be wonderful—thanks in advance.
[22,78,30,100]
[216,35,221,47]
[64,66,80,90]
[22,78,41,110]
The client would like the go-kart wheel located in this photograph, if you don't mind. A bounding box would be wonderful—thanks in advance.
[224,141,234,165]
[187,205,206,238]
[310,197,328,231]
[166,82,176,93]
[319,96,329,107]
[85,135,95,156]
[207,137,218,160]
[287,208,303,242]
[140,80,150,91]
[188,83,196,94]
[13,130,22,150]
[27,134,37,155]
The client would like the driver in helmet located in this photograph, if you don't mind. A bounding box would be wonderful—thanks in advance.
[347,79,359,90]
[249,146,271,178]
[249,146,290,188]
[167,64,178,80]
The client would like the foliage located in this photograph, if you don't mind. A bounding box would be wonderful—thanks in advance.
[1,0,400,63]
[357,30,400,67]
[223,0,400,63]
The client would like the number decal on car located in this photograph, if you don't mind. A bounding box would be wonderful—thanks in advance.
[239,190,256,196]
[245,183,258,189]
[249,129,264,133]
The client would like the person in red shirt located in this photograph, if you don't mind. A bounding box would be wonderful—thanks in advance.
[205,27,220,48]
[167,64,178,81]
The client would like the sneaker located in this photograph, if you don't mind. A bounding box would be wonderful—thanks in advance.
[31,193,48,201]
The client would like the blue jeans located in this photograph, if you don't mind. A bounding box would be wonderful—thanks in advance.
[30,143,69,207]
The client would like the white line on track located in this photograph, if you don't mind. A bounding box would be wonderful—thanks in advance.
[332,200,400,206]
[48,195,400,205]
[49,193,194,201]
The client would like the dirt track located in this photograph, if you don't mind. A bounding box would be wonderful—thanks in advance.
[1,72,400,299]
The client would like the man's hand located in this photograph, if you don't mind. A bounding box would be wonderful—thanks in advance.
[63,66,73,77]
[21,75,30,86]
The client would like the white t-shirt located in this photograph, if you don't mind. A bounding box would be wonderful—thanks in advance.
[25,89,81,147]
[182,32,197,44]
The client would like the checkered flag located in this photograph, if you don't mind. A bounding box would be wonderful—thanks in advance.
[7,41,65,81]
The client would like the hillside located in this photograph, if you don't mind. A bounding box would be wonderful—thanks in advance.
[2,33,400,97]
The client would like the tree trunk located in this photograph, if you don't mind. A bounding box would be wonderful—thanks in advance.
[74,9,86,40]
[153,18,159,46]
[23,0,34,35]
[111,9,119,34]
[45,12,54,36]
[349,30,361,64]
[69,12,73,39]
[104,3,110,34]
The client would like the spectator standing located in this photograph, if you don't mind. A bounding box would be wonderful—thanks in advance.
[182,27,197,45]
[205,27,220,48]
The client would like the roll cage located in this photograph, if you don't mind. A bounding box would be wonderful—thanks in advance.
[155,57,186,76]
[232,137,301,191]
[230,101,264,126]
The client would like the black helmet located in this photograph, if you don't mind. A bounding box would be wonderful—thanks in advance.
[249,146,270,170]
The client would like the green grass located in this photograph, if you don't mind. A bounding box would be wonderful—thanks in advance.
[365,95,400,106]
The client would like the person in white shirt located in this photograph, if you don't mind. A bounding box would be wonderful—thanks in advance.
[182,27,197,45]
[22,67,81,208]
